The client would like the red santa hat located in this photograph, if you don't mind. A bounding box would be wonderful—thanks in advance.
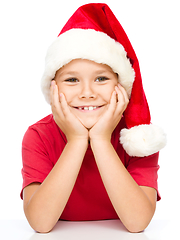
[41,3,166,157]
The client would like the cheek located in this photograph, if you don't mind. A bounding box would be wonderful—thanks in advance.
[101,84,117,102]
[57,84,74,101]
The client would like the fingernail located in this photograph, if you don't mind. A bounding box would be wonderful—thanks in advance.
[51,81,56,90]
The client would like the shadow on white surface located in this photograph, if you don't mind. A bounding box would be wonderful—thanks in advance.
[29,220,149,240]
[0,219,175,240]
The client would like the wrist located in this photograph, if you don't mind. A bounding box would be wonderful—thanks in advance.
[66,133,89,143]
[90,137,112,148]
[90,138,114,160]
[67,137,89,148]
[89,133,111,143]
[89,129,112,143]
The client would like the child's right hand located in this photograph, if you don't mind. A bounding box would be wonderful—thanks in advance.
[50,81,89,143]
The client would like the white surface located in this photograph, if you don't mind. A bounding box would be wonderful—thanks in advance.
[0,219,178,240]
[0,0,179,232]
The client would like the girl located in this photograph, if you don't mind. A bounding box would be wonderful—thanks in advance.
[21,3,166,233]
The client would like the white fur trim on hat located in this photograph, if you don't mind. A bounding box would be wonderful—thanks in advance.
[120,124,167,157]
[41,28,135,104]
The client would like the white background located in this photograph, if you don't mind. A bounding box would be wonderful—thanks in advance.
[0,0,179,224]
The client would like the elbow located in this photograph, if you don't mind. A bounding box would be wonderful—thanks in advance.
[125,220,150,233]
[122,207,155,233]
[24,208,57,233]
[35,228,53,234]
[25,212,56,233]
[30,222,55,234]
[123,215,152,233]
[126,225,146,233]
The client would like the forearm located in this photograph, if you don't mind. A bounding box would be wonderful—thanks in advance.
[91,139,156,233]
[24,139,88,233]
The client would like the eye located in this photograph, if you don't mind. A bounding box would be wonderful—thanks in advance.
[65,78,79,83]
[95,77,109,82]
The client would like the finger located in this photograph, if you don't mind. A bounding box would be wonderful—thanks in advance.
[115,85,124,104]
[51,82,60,108]
[50,80,55,106]
[115,85,129,110]
[107,90,117,115]
[59,92,71,117]
[117,84,129,104]
[59,93,86,130]
[112,86,128,121]
[51,81,64,118]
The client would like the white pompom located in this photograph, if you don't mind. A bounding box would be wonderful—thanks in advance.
[120,124,167,157]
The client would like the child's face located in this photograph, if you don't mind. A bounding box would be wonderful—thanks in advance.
[54,59,118,129]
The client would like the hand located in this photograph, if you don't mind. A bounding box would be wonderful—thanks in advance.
[50,81,89,142]
[89,84,129,142]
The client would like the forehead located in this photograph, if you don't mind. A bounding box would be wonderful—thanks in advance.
[55,59,116,77]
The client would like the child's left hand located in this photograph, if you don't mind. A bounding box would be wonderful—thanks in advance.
[89,84,129,142]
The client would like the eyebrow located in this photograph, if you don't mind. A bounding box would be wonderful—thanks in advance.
[58,71,79,77]
[59,70,112,76]
[93,70,111,75]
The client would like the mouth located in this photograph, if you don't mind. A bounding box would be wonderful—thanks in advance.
[73,105,103,111]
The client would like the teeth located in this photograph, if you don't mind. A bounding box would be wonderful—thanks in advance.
[88,106,94,111]
[78,106,97,111]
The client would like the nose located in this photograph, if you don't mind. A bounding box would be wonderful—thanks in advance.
[79,82,96,99]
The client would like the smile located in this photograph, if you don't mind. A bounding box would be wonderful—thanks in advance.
[74,106,102,111]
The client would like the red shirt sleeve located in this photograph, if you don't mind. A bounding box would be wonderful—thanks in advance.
[21,126,54,199]
[113,118,161,201]
[126,152,161,200]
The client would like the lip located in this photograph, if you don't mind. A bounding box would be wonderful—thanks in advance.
[72,105,104,112]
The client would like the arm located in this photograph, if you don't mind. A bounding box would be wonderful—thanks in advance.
[90,140,156,233]
[23,82,88,233]
[24,139,88,233]
[89,84,157,233]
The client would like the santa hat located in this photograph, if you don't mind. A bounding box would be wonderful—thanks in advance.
[41,3,166,157]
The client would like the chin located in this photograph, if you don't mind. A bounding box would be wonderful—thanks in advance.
[71,106,106,129]
[82,122,96,129]
[80,118,98,129]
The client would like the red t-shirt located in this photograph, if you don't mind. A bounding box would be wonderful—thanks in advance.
[21,114,160,221]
